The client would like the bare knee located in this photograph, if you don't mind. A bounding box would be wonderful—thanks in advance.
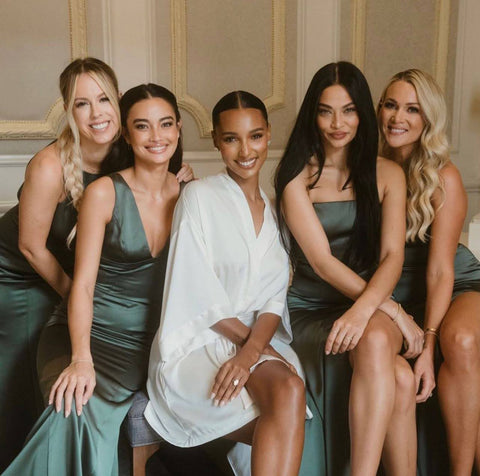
[268,372,306,415]
[352,324,394,371]
[441,324,480,370]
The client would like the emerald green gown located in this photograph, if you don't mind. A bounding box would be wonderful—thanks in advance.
[0,171,98,471]
[288,201,373,476]
[393,239,480,476]
[3,173,169,476]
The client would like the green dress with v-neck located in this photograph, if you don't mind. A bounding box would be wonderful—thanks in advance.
[288,201,374,476]
[3,173,170,476]
[0,171,99,471]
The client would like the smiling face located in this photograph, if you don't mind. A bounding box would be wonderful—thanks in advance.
[316,84,359,155]
[71,73,119,148]
[379,80,426,160]
[213,108,270,184]
[124,97,181,167]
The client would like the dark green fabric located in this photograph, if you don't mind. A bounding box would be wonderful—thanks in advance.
[0,171,98,471]
[288,201,370,476]
[393,239,480,476]
[3,173,169,476]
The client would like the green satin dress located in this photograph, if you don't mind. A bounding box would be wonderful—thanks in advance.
[288,201,373,476]
[393,239,480,476]
[0,171,98,471]
[3,173,169,476]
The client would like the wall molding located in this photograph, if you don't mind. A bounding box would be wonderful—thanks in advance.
[296,0,339,108]
[0,0,88,140]
[0,155,31,167]
[171,0,286,137]
[350,0,451,92]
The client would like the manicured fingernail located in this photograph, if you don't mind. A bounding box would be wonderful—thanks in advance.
[210,393,215,400]
[214,400,219,407]
[220,401,225,407]
[77,410,81,416]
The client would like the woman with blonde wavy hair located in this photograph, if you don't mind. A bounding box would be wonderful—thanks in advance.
[0,57,192,470]
[378,68,480,476]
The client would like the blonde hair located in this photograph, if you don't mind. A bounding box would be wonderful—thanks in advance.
[378,69,450,242]
[57,58,120,245]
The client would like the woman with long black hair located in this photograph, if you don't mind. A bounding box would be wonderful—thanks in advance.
[275,62,423,476]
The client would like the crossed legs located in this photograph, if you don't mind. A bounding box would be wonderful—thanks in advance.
[349,311,416,476]
[226,360,306,476]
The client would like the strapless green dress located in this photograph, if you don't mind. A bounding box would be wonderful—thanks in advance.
[288,201,373,476]
[0,171,98,471]
[3,173,169,476]
[393,239,480,476]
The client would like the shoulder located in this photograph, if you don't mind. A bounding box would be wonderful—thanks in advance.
[83,175,115,204]
[25,143,63,187]
[435,161,466,206]
[182,174,223,202]
[377,156,406,198]
[438,161,464,191]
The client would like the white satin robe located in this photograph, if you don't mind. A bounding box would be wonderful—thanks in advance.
[145,172,306,451]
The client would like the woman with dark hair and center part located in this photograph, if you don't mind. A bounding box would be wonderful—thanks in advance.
[275,62,424,475]
[378,69,480,476]
[145,91,307,476]
[4,83,188,475]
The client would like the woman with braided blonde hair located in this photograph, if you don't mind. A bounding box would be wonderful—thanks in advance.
[0,57,193,470]
[378,68,480,475]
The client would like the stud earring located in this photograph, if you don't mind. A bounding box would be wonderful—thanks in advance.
[267,140,271,146]
[214,146,219,151]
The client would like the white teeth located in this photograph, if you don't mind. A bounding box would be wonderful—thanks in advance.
[91,122,108,130]
[238,158,255,167]
[389,127,407,133]
[148,145,167,153]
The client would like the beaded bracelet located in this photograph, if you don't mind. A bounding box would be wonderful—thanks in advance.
[424,327,439,338]
[391,302,402,323]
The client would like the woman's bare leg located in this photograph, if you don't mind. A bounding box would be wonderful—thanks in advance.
[437,292,480,476]
[381,355,417,476]
[226,361,306,476]
[349,311,403,476]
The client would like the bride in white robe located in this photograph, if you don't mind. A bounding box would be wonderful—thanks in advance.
[146,91,307,476]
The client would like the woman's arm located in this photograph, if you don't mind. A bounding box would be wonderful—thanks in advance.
[211,313,283,405]
[48,177,115,417]
[283,158,421,355]
[18,145,72,297]
[414,163,466,401]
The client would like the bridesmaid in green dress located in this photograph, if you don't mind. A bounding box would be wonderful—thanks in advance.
[3,83,184,476]
[0,57,122,471]
[378,69,480,476]
[275,62,424,476]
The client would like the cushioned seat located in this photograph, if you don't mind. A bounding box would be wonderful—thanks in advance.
[122,390,162,476]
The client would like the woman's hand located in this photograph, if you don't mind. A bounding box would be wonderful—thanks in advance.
[48,360,96,417]
[176,163,194,183]
[393,308,424,359]
[325,307,370,355]
[414,350,436,403]
[211,346,258,407]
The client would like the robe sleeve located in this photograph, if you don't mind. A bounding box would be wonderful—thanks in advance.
[157,184,237,361]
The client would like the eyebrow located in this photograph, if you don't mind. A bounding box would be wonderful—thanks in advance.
[132,115,175,124]
[74,93,107,101]
[384,98,420,106]
[318,102,355,109]
[221,127,265,136]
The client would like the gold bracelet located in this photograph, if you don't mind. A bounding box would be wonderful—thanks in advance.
[424,327,439,338]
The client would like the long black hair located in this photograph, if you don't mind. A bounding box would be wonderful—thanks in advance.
[275,61,380,271]
[212,90,268,127]
[107,83,183,175]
